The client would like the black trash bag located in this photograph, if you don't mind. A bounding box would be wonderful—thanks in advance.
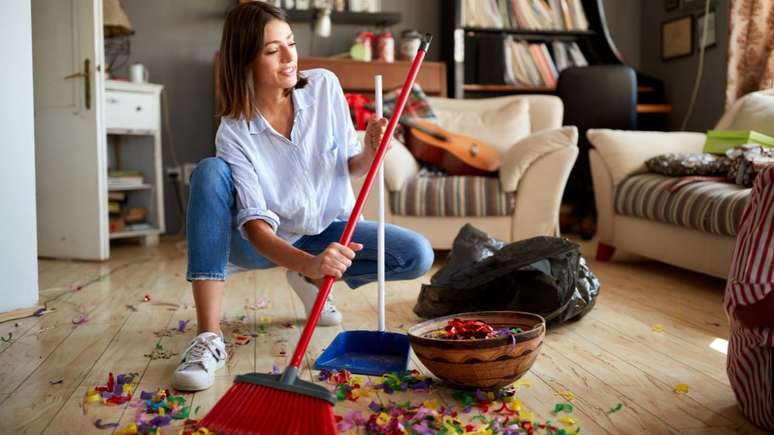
[414,224,600,324]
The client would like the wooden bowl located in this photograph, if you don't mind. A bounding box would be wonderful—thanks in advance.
[408,311,545,389]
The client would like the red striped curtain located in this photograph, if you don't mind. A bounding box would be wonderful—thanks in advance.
[726,0,774,107]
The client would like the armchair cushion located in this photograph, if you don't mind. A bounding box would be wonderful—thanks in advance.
[587,129,707,187]
[390,175,516,217]
[500,126,578,192]
[615,173,750,237]
[432,98,531,154]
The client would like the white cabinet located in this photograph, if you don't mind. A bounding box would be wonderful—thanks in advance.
[33,0,165,260]
[104,80,165,245]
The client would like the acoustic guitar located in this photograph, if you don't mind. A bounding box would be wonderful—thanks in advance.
[400,117,502,176]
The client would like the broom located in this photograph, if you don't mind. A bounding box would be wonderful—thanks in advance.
[198,34,432,435]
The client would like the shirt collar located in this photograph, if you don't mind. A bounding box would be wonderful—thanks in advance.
[248,85,313,135]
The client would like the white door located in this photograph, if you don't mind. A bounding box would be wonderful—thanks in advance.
[32,0,108,260]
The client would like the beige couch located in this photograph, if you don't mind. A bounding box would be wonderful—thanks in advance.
[588,89,774,279]
[352,94,578,249]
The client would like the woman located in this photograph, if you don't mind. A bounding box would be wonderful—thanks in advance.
[172,2,433,391]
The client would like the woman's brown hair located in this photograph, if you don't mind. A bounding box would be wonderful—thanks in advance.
[217,2,307,119]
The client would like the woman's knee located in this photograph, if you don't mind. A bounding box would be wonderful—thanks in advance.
[400,231,434,279]
[190,158,233,200]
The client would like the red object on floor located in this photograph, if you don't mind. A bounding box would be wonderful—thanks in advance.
[595,243,616,262]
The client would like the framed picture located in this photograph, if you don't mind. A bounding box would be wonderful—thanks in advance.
[665,0,679,11]
[662,15,693,60]
[696,10,717,49]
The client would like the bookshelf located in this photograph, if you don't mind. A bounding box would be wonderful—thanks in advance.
[441,0,668,118]
[104,80,165,245]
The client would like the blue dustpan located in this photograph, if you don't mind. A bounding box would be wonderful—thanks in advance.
[315,76,411,376]
[314,330,410,375]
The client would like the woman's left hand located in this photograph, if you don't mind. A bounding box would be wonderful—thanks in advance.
[364,117,389,156]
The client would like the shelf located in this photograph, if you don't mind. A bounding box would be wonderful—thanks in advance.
[636,103,673,114]
[109,184,152,192]
[462,27,595,39]
[110,227,160,240]
[285,9,401,27]
[464,84,555,93]
[107,127,157,136]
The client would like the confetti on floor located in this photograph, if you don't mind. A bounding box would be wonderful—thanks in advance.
[607,403,624,414]
[673,383,690,394]
[144,343,178,360]
[557,390,575,401]
[651,323,666,333]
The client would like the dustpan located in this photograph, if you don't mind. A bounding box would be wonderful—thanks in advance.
[314,75,411,376]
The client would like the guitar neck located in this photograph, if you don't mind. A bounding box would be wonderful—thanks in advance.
[398,117,448,142]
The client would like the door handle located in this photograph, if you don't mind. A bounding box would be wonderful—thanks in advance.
[64,58,91,110]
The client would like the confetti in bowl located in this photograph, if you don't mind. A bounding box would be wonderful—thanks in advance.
[408,311,545,389]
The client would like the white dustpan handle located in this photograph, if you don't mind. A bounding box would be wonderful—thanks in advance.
[375,75,386,333]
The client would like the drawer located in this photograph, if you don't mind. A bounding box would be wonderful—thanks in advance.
[105,90,159,131]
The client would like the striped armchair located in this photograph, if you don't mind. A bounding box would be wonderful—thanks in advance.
[588,89,774,279]
[351,94,579,250]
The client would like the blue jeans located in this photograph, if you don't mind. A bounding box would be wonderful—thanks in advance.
[186,157,434,289]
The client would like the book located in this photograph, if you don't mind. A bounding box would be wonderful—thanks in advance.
[567,42,588,66]
[108,191,127,202]
[539,43,559,82]
[509,39,532,85]
[528,43,555,87]
[518,41,544,86]
[108,201,122,215]
[108,169,144,188]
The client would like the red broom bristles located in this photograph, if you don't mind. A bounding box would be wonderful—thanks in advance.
[199,383,337,435]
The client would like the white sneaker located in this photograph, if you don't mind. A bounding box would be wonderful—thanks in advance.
[171,332,227,391]
[286,270,342,326]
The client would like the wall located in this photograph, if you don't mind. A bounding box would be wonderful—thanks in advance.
[602,0,642,69]
[0,0,39,312]
[119,0,440,235]
[640,0,729,131]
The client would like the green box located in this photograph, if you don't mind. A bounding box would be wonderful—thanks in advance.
[703,130,774,154]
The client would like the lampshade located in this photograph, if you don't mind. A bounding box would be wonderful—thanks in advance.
[103,0,134,38]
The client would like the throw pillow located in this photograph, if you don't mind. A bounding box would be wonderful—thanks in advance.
[433,98,531,154]
[726,145,774,187]
[645,153,732,177]
[727,93,774,137]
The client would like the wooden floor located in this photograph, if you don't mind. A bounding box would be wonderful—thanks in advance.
[0,237,768,434]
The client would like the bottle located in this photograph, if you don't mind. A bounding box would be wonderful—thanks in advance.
[376,31,395,62]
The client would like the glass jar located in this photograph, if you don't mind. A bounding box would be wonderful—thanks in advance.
[399,30,422,61]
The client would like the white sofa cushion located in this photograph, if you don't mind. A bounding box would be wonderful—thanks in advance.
[500,126,578,192]
[725,92,774,137]
[432,99,532,154]
[587,129,707,187]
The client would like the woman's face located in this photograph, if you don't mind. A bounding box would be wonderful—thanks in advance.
[253,19,298,92]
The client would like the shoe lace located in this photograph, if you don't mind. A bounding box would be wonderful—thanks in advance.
[181,337,221,369]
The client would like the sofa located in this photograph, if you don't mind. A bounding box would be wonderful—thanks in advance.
[352,94,579,249]
[588,89,774,279]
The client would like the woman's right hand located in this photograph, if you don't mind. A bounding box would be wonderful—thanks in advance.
[302,242,363,280]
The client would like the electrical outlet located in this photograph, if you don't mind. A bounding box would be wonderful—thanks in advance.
[183,163,197,185]
[166,165,181,179]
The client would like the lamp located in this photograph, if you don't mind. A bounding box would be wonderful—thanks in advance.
[103,0,134,37]
[103,0,134,78]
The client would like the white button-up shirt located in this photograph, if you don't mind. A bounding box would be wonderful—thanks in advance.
[215,68,362,243]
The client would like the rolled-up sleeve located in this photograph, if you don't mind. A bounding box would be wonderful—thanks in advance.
[215,134,280,240]
[328,72,363,160]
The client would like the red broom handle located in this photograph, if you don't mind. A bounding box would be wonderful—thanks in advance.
[289,35,431,370]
